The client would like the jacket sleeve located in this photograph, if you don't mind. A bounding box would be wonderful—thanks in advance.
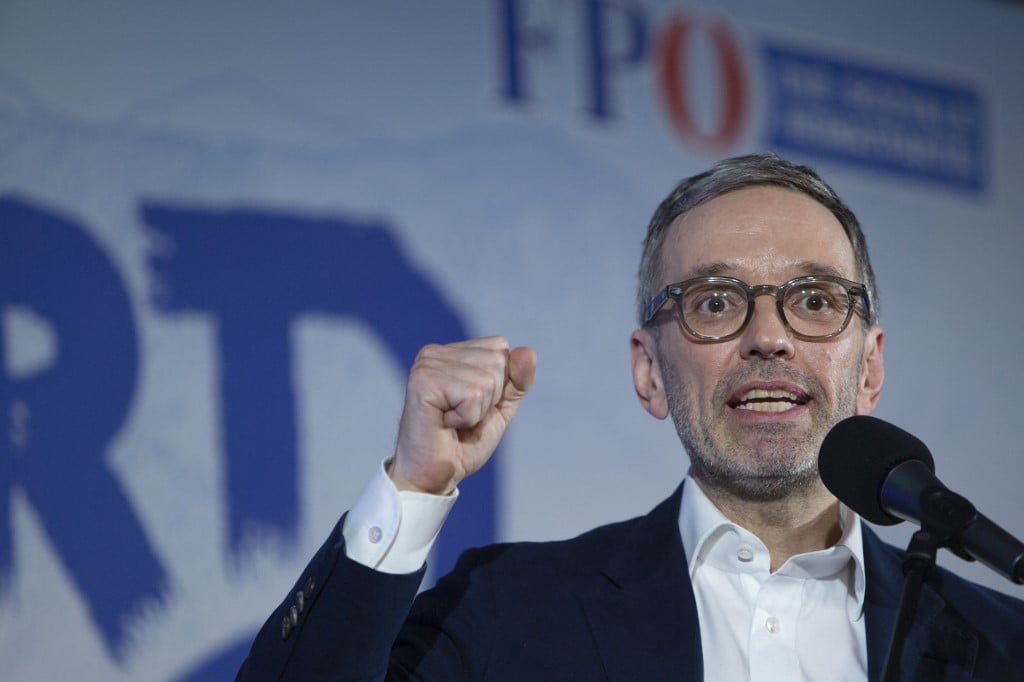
[235,520,425,682]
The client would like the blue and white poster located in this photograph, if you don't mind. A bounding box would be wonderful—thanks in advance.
[2,1,1022,679]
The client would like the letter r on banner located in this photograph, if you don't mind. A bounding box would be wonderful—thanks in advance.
[0,197,165,658]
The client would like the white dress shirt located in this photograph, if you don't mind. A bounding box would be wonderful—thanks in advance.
[680,477,868,682]
[343,467,869,681]
[342,461,457,574]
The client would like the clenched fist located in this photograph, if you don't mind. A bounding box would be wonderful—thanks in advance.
[389,337,537,495]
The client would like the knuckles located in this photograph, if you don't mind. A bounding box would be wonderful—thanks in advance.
[410,340,509,393]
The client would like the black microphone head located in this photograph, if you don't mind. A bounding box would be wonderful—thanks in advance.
[818,415,935,525]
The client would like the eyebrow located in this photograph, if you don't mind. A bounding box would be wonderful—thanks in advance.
[682,260,851,281]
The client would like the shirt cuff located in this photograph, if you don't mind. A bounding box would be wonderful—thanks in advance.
[341,460,459,574]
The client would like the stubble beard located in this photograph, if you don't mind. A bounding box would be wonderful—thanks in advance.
[660,353,862,503]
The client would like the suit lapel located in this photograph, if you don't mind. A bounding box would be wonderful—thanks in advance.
[577,486,704,682]
[569,491,984,680]
[862,527,979,681]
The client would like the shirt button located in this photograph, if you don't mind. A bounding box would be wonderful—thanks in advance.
[765,616,781,634]
[736,545,754,562]
[368,525,383,544]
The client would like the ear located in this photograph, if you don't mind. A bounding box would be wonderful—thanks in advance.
[855,325,885,415]
[631,328,669,420]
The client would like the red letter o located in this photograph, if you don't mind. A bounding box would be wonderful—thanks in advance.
[657,14,748,152]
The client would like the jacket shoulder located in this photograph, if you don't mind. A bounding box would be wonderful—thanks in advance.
[446,483,684,579]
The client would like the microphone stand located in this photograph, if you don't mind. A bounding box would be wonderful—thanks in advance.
[881,530,939,682]
[880,490,978,682]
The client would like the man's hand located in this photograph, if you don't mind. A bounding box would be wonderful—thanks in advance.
[389,337,537,495]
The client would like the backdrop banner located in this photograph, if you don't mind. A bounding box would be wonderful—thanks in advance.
[1,2,1022,679]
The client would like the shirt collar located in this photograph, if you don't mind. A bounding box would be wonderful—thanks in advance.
[678,473,867,616]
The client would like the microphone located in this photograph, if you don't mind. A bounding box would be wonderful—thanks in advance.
[819,415,1024,584]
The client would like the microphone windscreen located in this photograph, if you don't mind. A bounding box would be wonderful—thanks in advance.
[818,415,935,525]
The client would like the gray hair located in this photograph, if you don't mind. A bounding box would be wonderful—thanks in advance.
[637,153,879,326]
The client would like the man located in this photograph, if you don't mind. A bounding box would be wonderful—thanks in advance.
[237,154,1024,680]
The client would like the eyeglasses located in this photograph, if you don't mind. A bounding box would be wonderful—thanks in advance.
[644,275,871,341]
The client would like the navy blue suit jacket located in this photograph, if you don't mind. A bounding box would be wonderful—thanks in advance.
[238,485,1024,680]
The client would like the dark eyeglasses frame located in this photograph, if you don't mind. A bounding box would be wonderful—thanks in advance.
[643,274,872,342]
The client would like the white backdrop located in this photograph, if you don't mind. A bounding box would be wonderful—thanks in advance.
[1,1,1022,680]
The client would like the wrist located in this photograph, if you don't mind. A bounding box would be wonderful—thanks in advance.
[386,458,456,496]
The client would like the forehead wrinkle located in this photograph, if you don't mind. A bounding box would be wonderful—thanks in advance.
[676,260,853,283]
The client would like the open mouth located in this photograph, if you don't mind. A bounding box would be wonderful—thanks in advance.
[728,388,809,413]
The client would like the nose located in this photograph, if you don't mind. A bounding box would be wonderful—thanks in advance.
[739,294,795,360]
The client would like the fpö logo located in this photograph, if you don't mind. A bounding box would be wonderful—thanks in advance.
[495,0,987,191]
[497,0,748,153]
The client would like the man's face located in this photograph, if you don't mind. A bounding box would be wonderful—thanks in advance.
[631,186,884,501]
